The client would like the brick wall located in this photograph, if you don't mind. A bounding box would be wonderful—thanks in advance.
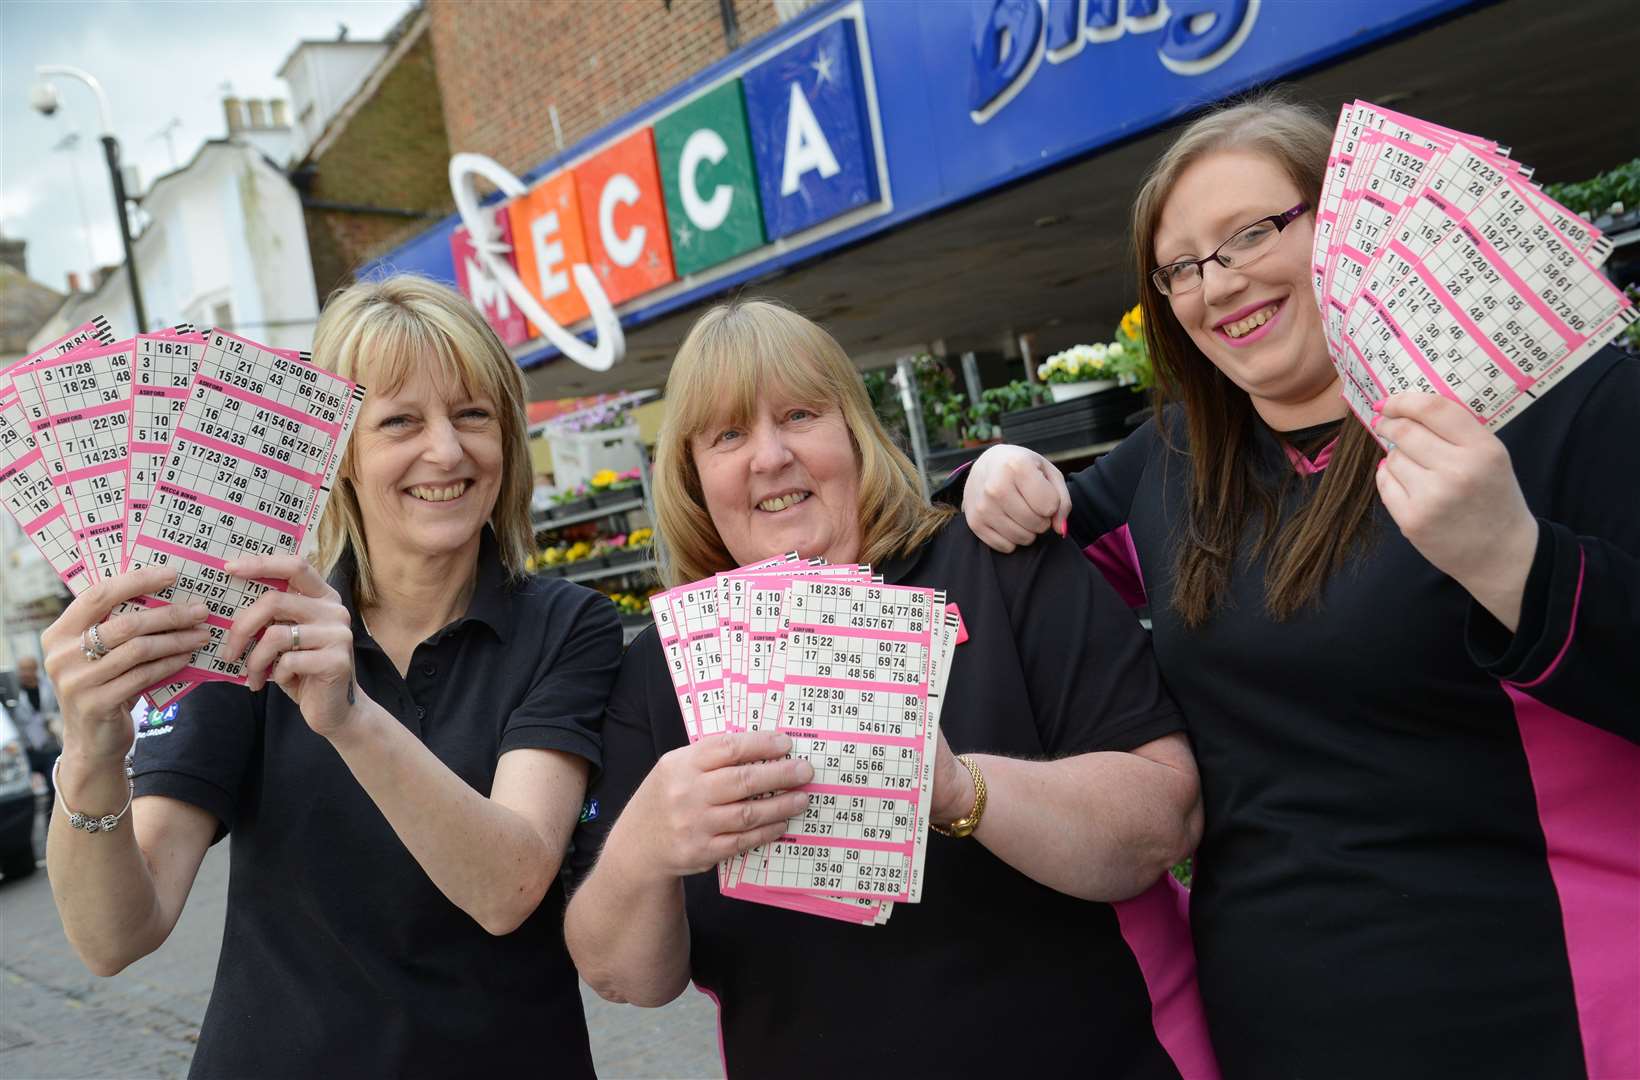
[427,0,781,179]
[302,18,455,300]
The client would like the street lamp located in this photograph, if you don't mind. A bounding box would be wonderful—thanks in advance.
[28,65,148,333]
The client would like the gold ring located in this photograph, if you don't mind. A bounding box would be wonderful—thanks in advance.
[289,624,301,651]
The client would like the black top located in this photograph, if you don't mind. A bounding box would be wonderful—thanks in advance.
[132,529,622,1079]
[571,518,1188,1079]
[976,347,1639,1079]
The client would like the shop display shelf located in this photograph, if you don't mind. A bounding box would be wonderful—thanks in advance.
[562,556,657,585]
[532,494,646,532]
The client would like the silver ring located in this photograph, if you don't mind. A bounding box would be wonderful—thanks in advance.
[1383,439,1398,453]
[81,629,99,662]
[86,624,108,661]
[289,624,302,651]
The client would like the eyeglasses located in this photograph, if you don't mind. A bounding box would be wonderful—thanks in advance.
[1150,202,1311,296]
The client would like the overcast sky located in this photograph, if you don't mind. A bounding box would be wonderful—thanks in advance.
[1,0,416,295]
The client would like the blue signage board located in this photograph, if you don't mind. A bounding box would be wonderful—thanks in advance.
[742,19,881,241]
[367,0,1484,369]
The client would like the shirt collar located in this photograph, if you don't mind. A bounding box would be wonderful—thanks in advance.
[331,525,514,647]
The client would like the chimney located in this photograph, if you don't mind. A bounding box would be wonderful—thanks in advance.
[0,235,24,274]
[247,100,268,129]
[68,271,82,292]
[270,100,290,128]
[223,96,244,135]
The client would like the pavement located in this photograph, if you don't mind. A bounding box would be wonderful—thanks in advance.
[0,802,723,1079]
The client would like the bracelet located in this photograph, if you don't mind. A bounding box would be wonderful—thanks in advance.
[930,754,987,839]
[51,755,135,834]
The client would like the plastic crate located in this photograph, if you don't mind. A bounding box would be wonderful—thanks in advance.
[549,423,643,491]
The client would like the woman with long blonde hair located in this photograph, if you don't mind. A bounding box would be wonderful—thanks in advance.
[960,93,1640,1078]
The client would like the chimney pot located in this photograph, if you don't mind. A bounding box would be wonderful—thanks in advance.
[270,100,290,128]
[223,96,244,135]
[247,100,268,129]
[68,271,82,292]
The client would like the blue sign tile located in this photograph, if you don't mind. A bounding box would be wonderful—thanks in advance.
[742,20,880,242]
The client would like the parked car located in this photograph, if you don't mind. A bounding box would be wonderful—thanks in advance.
[0,702,38,880]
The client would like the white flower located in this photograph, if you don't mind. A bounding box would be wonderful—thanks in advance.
[1108,342,1125,358]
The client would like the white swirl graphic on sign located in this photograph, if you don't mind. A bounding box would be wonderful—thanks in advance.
[448,152,625,372]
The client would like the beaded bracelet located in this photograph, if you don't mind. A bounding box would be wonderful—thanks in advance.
[51,755,135,834]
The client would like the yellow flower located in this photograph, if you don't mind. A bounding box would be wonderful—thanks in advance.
[589,469,621,489]
[1120,305,1143,340]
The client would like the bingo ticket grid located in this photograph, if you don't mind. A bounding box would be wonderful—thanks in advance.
[651,560,960,926]
[0,319,115,594]
[12,337,134,581]
[1316,102,1634,434]
[124,329,363,707]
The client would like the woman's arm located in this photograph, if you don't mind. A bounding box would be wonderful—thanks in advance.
[1377,372,1640,739]
[566,731,812,1006]
[932,732,1201,902]
[223,555,620,935]
[42,568,219,974]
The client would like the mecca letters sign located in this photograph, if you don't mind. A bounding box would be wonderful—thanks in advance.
[449,17,885,366]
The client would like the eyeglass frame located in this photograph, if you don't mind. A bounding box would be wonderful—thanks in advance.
[1149,202,1311,296]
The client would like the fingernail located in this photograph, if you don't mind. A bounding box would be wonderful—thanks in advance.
[188,604,208,620]
[794,759,814,781]
[772,734,793,753]
[1055,518,1067,537]
[1371,398,1385,413]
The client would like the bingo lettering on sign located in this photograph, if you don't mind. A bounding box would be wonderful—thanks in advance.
[123,329,364,706]
[1318,101,1634,436]
[650,557,961,925]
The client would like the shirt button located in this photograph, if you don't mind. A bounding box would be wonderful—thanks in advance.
[423,663,436,677]
[415,706,426,720]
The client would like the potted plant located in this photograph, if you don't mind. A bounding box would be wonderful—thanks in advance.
[1038,343,1125,401]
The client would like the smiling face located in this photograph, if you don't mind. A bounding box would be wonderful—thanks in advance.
[1154,148,1340,427]
[690,391,862,568]
[347,363,504,563]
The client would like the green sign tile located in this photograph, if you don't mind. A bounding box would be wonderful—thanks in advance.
[655,79,766,277]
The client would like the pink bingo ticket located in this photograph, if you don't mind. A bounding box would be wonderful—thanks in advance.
[0,319,116,594]
[650,557,961,925]
[1317,102,1635,436]
[121,329,364,707]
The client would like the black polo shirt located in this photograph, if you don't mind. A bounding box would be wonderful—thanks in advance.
[132,529,621,1079]
[571,518,1188,1079]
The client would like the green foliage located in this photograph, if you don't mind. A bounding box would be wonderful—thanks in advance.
[1543,159,1640,217]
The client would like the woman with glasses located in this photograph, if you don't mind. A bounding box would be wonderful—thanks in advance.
[953,93,1639,1079]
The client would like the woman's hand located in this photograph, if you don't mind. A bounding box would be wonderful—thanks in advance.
[42,568,211,763]
[1375,392,1538,630]
[608,731,812,881]
[222,555,359,739]
[963,444,1071,553]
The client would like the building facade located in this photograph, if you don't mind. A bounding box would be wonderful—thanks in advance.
[32,136,319,351]
[362,0,1639,404]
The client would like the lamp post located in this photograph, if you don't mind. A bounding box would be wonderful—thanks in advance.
[28,65,147,332]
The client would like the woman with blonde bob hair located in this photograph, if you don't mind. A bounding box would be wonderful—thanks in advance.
[44,275,620,1077]
[961,91,1640,1078]
[567,298,1206,1079]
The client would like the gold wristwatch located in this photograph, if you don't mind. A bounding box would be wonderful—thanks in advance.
[931,754,987,838]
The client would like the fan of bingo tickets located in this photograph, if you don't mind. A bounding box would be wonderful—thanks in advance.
[0,320,365,708]
[653,555,961,924]
[1314,100,1635,433]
